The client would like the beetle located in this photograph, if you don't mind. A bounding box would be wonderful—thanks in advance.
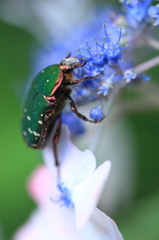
[22,57,104,166]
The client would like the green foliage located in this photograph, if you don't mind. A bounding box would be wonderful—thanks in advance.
[0,20,40,240]
[118,190,159,240]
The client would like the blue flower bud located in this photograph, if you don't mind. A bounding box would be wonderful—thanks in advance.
[90,107,103,121]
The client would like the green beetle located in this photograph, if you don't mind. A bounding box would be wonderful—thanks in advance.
[22,57,104,165]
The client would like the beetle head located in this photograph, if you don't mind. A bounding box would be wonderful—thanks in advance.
[59,57,86,73]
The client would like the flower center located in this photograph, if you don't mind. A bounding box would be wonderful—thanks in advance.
[56,182,74,208]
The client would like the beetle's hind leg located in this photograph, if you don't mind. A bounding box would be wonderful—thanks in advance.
[53,115,61,167]
[39,108,61,169]
[66,94,105,123]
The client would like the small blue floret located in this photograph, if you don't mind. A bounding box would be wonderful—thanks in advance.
[123,69,137,83]
[97,84,109,96]
[90,107,103,121]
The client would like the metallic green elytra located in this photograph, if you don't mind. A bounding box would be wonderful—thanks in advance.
[22,64,65,148]
[21,56,104,161]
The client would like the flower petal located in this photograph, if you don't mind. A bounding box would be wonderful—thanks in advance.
[43,125,96,189]
[13,207,123,240]
[88,208,124,240]
[27,165,58,204]
[72,161,111,231]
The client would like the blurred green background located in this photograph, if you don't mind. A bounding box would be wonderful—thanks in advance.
[0,2,159,240]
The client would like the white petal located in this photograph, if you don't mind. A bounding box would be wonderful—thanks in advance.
[13,209,54,240]
[87,208,124,240]
[43,125,96,189]
[72,161,111,231]
[13,207,123,240]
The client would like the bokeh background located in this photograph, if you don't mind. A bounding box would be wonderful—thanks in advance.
[0,0,159,239]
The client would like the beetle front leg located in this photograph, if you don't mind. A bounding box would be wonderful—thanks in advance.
[66,95,105,123]
[64,72,103,85]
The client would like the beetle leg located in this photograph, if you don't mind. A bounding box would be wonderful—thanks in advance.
[53,115,61,167]
[66,94,105,123]
[42,109,61,168]
[64,72,103,85]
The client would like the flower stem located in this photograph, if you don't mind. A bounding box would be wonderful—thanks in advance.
[146,37,159,51]
[134,55,159,74]
[89,85,120,153]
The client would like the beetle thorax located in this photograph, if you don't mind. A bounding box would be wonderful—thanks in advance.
[60,57,80,67]
[64,72,74,83]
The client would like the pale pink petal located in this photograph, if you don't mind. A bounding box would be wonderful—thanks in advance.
[27,165,58,204]
[72,161,111,231]
[14,161,123,240]
[13,209,54,240]
[13,205,123,240]
[43,125,96,189]
[13,205,79,240]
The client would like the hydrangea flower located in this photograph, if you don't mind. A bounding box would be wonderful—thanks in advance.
[13,125,123,240]
[13,166,123,240]
[43,125,113,230]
